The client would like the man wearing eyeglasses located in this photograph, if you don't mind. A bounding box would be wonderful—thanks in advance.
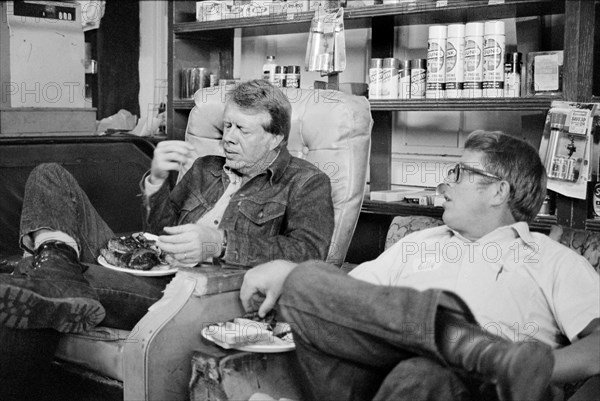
[241,130,599,401]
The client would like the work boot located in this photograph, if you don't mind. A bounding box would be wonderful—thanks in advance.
[0,241,105,333]
[436,309,554,401]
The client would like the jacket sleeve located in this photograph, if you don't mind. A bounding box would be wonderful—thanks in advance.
[222,171,334,266]
[141,161,200,234]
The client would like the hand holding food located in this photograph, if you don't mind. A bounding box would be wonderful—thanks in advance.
[240,260,298,318]
[150,140,195,185]
[157,224,223,265]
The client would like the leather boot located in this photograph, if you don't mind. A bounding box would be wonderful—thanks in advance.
[436,309,554,401]
[0,241,105,333]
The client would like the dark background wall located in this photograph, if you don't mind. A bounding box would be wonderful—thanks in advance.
[96,0,140,119]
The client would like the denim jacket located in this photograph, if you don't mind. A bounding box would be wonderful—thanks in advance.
[143,148,334,267]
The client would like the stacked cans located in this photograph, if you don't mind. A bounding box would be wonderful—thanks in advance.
[268,65,301,88]
[368,20,513,100]
[368,57,426,99]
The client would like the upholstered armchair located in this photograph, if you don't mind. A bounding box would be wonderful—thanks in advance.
[53,86,372,400]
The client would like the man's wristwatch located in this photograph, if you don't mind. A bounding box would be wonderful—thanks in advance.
[219,231,227,258]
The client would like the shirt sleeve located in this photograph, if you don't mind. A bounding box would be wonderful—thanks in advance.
[551,253,600,342]
[144,175,163,197]
[349,238,410,286]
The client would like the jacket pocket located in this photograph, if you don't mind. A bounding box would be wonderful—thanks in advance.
[239,199,286,226]
[178,194,209,224]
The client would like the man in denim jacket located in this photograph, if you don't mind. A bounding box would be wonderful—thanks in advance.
[0,79,334,335]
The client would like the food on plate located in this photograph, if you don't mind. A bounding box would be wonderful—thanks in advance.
[100,233,164,271]
[204,310,293,349]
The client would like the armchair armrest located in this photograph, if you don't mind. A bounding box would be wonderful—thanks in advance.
[123,266,246,401]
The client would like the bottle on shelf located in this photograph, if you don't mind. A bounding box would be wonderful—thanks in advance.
[504,52,522,98]
[263,55,277,84]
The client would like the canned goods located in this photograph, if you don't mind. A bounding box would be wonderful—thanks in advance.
[594,183,600,218]
[274,66,286,88]
[410,59,427,99]
[285,65,301,88]
[368,58,384,99]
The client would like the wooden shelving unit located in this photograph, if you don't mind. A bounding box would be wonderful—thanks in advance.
[168,0,597,260]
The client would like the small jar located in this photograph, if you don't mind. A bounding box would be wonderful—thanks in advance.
[274,66,286,88]
[285,65,301,88]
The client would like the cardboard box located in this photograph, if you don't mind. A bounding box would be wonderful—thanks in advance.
[0,107,96,135]
[370,189,410,202]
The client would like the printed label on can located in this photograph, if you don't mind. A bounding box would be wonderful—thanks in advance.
[593,183,600,217]
[464,39,482,80]
[427,41,446,75]
[286,75,300,88]
[483,37,504,81]
[381,68,399,98]
[369,68,384,98]
[410,69,426,98]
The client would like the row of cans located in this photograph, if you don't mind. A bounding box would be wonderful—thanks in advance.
[368,58,427,100]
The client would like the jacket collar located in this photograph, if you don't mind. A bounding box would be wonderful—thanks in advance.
[209,147,292,185]
[265,147,291,184]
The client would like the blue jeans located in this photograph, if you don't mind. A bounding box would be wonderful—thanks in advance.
[19,163,169,330]
[278,261,475,401]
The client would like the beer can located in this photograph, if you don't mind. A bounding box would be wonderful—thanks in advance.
[594,183,600,218]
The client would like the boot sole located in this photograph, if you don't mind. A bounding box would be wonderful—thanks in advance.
[497,342,554,401]
[0,284,105,333]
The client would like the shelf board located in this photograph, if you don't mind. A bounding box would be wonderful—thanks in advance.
[361,199,444,218]
[585,219,600,232]
[172,99,195,110]
[369,98,554,112]
[361,199,558,232]
[174,0,559,34]
[173,98,555,112]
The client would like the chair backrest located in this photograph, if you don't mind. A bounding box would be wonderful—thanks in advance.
[184,86,372,265]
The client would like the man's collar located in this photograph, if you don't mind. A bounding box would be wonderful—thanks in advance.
[447,221,534,244]
[216,147,291,185]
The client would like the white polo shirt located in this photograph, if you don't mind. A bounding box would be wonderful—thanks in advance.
[350,222,600,348]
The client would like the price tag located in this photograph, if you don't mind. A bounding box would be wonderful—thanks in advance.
[436,1,447,7]
[488,0,505,4]
[568,109,590,135]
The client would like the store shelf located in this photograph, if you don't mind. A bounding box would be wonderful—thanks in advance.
[361,199,444,218]
[369,98,554,112]
[173,0,562,34]
[175,97,555,112]
[585,218,600,232]
[173,99,195,110]
[362,199,558,232]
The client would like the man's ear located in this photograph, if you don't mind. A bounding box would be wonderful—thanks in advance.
[269,134,284,151]
[490,180,511,206]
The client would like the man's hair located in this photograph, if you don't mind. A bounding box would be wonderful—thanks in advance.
[228,79,292,145]
[464,130,547,222]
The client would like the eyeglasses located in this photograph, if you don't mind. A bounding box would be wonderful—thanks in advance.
[446,163,502,183]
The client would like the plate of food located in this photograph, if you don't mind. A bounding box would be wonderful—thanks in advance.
[201,311,294,353]
[97,232,178,277]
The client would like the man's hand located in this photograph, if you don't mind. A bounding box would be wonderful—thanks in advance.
[150,140,195,185]
[157,224,223,264]
[240,260,297,318]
